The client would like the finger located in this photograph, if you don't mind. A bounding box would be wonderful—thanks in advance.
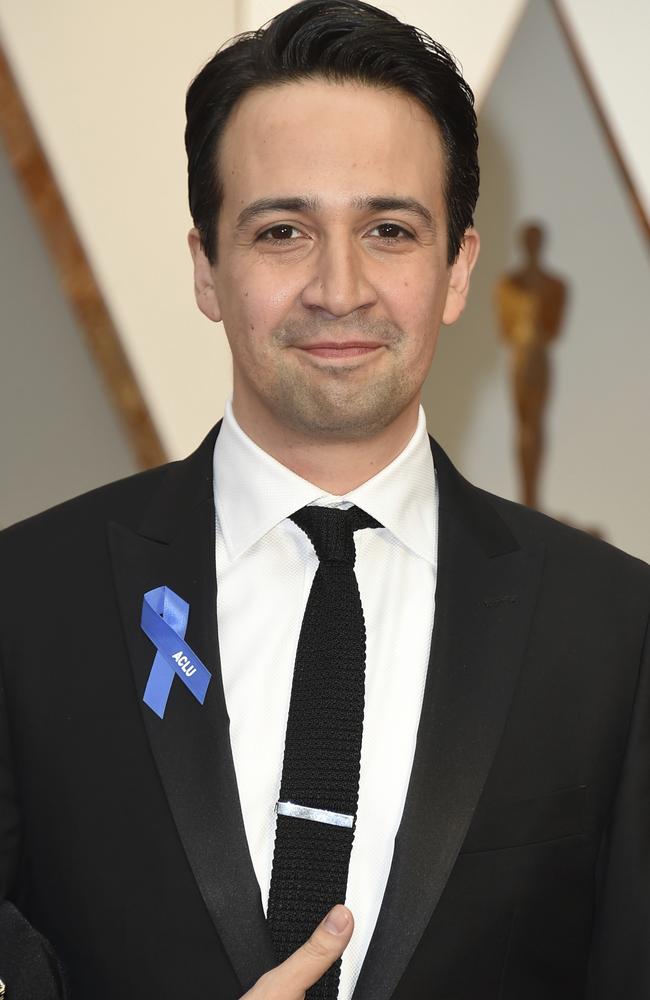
[267,905,354,997]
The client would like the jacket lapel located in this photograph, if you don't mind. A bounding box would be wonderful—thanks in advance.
[108,424,275,992]
[352,438,545,1000]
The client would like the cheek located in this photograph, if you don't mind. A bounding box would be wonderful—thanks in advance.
[222,291,292,371]
[224,264,300,335]
[266,280,300,313]
[390,285,445,374]
[217,287,264,342]
[386,279,443,344]
[385,259,448,316]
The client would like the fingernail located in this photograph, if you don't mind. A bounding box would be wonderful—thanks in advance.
[323,905,350,935]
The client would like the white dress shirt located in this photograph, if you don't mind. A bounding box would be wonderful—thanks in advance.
[213,400,438,999]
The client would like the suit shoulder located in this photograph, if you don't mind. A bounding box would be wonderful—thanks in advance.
[430,435,647,586]
[0,462,178,557]
[477,486,650,585]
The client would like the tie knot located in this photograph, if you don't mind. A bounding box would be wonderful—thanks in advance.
[290,504,381,565]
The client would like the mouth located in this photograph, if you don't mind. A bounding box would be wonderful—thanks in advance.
[294,341,385,360]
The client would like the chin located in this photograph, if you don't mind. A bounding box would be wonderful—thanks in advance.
[286,402,403,441]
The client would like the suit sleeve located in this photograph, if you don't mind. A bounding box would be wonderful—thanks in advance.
[0,644,68,999]
[588,607,650,998]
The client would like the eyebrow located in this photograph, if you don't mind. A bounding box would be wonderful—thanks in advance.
[235,197,320,231]
[234,194,436,235]
[352,196,435,232]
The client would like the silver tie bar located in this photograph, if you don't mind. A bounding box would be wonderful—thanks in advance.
[276,800,354,828]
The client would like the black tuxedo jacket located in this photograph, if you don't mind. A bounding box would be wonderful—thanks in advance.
[1,424,649,999]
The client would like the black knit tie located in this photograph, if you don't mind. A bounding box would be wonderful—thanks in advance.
[267,504,381,999]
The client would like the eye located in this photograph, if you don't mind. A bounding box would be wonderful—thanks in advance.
[368,223,414,242]
[257,224,302,243]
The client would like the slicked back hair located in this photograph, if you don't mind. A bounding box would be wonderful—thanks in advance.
[185,0,479,265]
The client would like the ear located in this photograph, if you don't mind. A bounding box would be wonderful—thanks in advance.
[187,228,222,323]
[442,228,480,325]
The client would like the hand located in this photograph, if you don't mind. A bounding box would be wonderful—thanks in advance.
[240,904,354,999]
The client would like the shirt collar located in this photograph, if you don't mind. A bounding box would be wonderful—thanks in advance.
[213,399,437,565]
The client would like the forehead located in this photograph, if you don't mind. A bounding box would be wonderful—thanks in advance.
[217,78,447,213]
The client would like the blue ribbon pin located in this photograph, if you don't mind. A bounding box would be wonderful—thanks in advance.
[140,586,211,719]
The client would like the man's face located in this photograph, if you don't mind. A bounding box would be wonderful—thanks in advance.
[190,79,478,443]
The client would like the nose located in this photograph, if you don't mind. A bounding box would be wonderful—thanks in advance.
[300,235,378,318]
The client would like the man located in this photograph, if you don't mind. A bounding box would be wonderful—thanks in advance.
[1,1,648,998]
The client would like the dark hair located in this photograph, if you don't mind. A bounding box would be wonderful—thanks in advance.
[185,0,479,265]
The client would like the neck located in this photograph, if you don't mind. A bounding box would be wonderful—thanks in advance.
[231,397,421,494]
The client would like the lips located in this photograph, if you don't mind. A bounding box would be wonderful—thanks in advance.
[296,341,384,358]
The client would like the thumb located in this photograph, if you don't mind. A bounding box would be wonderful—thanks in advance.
[271,905,354,996]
